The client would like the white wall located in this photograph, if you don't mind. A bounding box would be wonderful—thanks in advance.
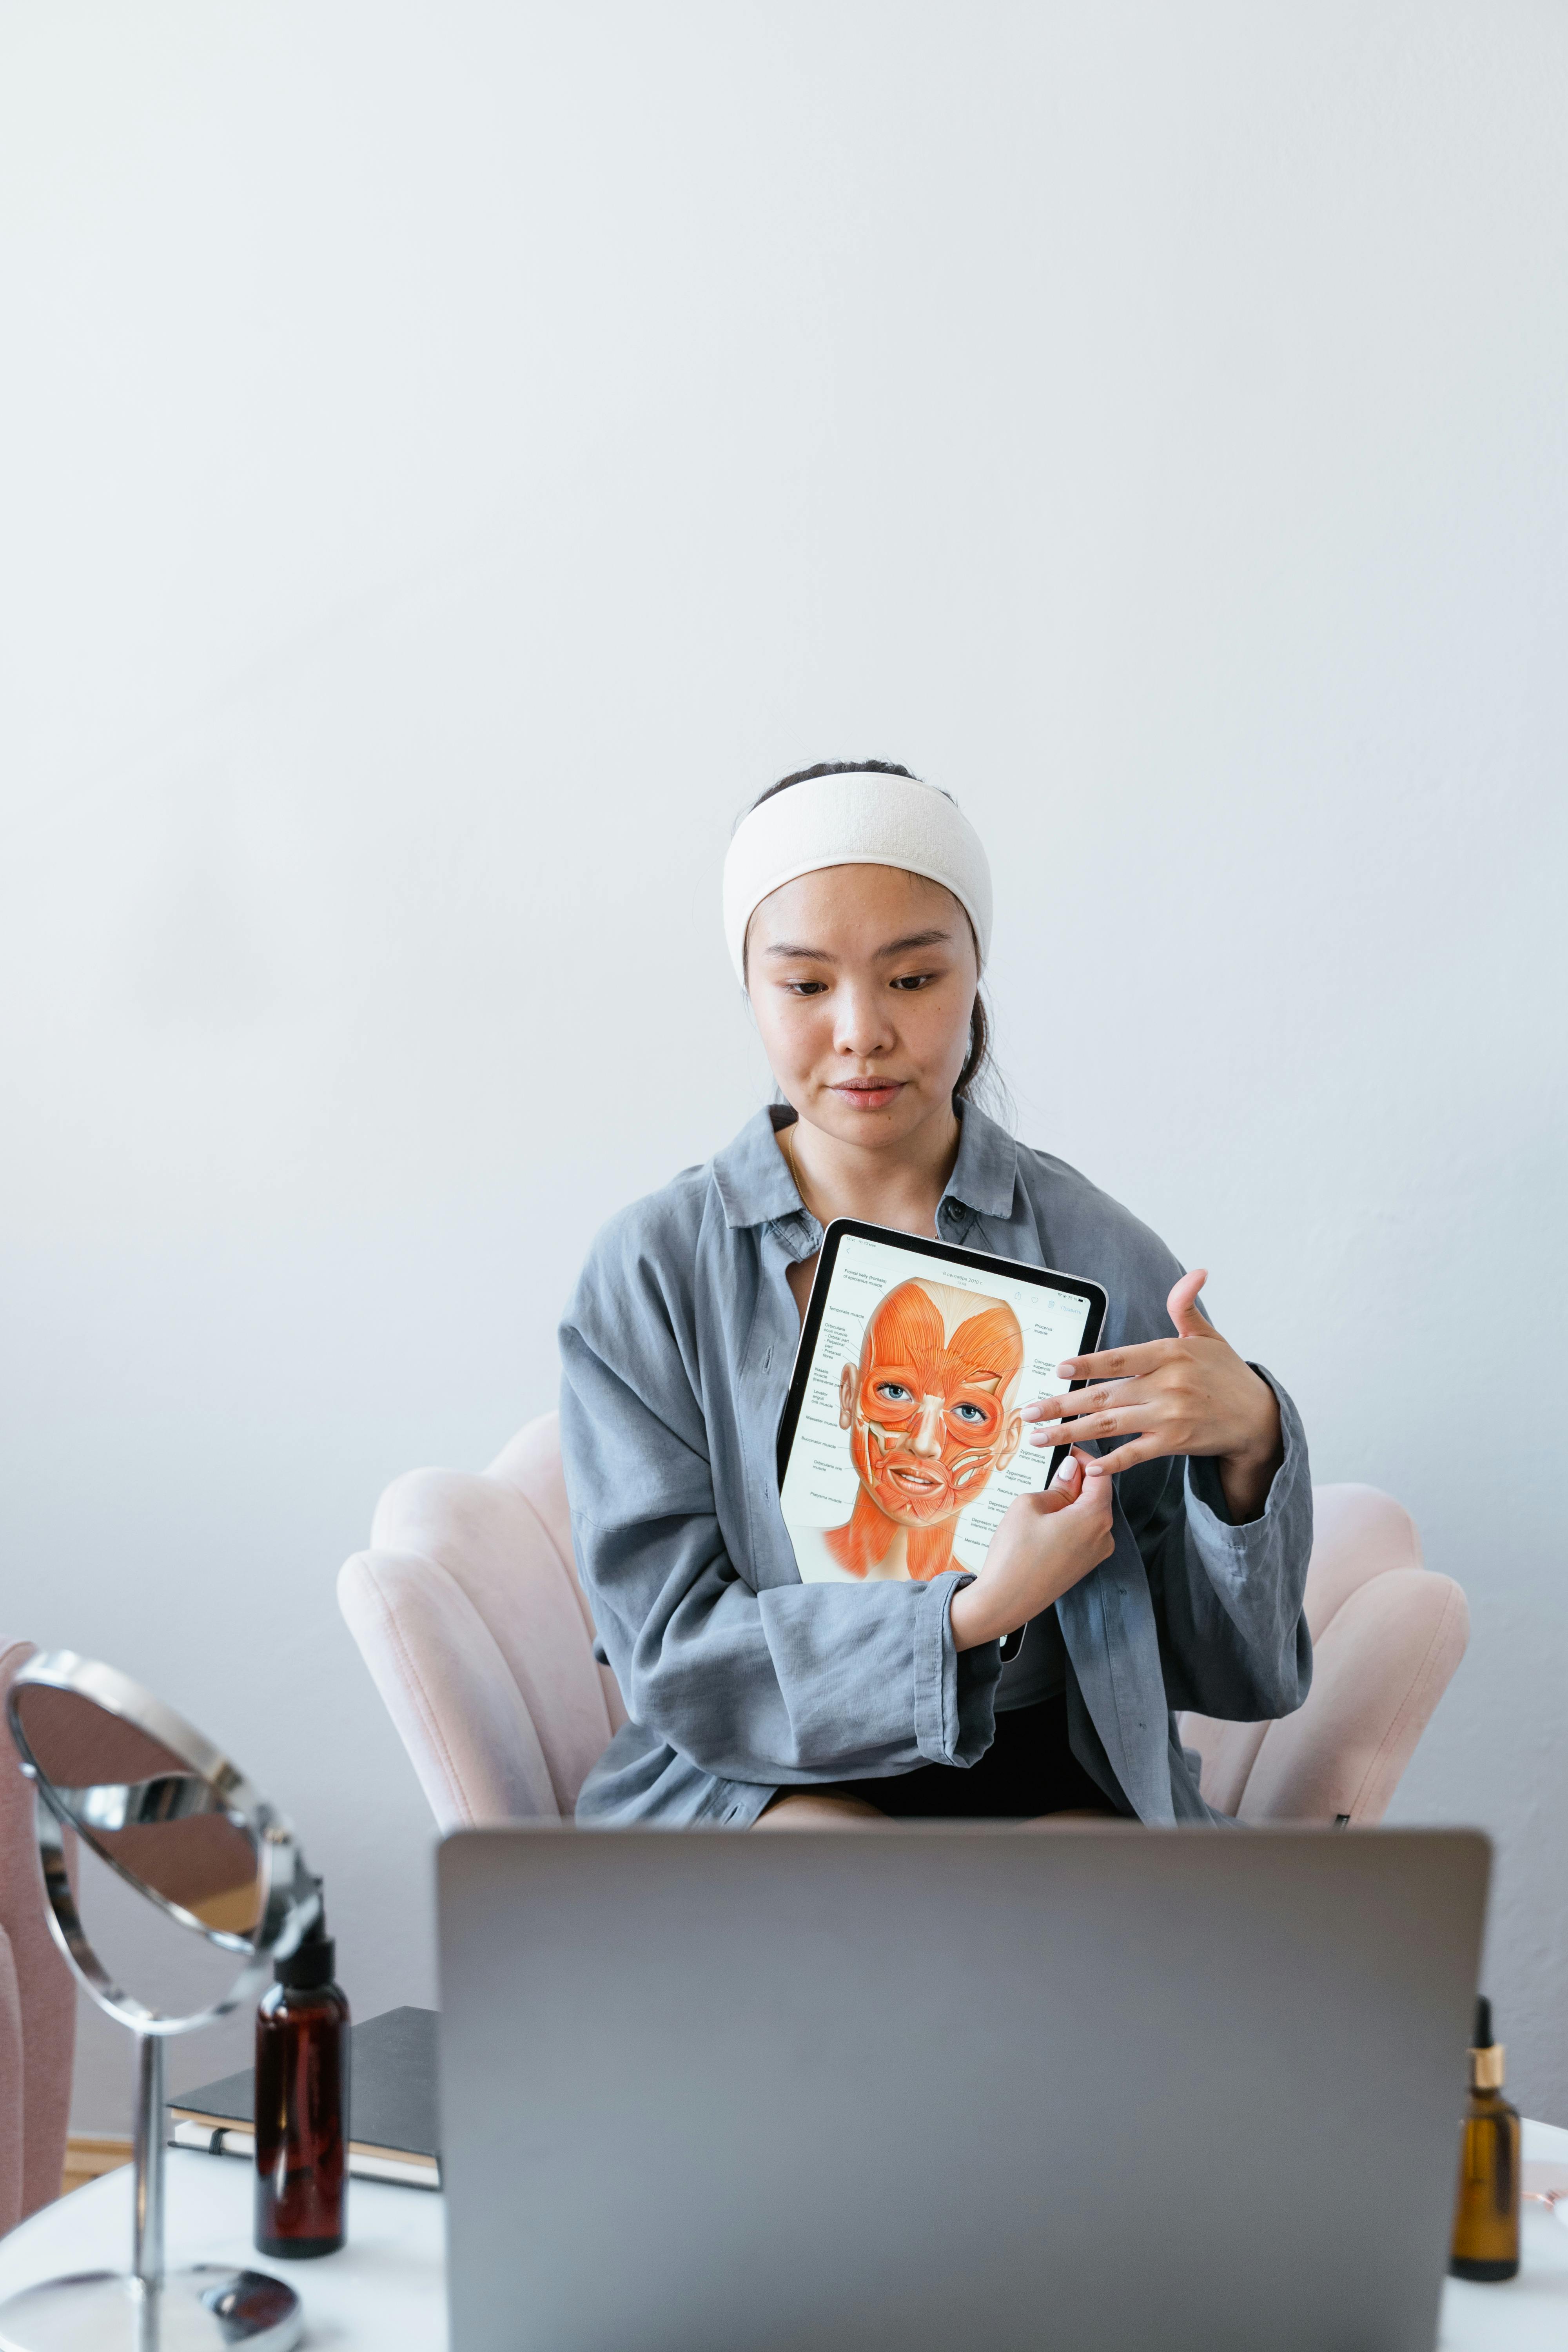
[2,0,1564,2130]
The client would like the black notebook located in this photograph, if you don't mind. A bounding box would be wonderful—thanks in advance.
[168,2004,439,2190]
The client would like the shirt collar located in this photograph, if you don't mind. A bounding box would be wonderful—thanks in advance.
[711,1107,803,1229]
[944,1100,1019,1218]
[711,1102,1019,1230]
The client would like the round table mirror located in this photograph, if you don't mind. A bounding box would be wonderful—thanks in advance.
[2,1651,316,2352]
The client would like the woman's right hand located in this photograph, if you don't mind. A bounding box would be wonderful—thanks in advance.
[949,1450,1115,1652]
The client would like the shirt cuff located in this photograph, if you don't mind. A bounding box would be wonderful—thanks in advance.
[1183,1364,1306,1541]
[912,1571,1002,1765]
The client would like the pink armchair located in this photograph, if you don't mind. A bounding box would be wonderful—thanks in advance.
[338,1415,1468,1831]
[0,1641,77,2232]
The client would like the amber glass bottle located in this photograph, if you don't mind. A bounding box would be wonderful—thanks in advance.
[1449,1996,1520,2282]
[254,1907,350,2259]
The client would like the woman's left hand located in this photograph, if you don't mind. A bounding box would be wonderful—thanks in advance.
[1022,1270,1284,1524]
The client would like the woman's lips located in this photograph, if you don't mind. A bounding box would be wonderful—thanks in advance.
[830,1079,906,1109]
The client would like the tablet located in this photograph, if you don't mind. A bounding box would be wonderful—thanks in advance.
[776,1219,1108,1592]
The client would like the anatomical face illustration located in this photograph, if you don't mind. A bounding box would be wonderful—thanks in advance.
[826,1277,1025,1583]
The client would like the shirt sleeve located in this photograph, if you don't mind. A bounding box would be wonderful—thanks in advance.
[558,1245,1002,1786]
[1132,1367,1314,1722]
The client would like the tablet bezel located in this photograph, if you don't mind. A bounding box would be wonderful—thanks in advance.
[774,1216,1110,1493]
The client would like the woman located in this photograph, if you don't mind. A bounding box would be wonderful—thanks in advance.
[560,763,1311,1826]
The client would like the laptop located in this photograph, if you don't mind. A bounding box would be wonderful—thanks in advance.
[437,1824,1487,2352]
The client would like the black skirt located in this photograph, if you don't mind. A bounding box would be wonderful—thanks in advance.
[824,1693,1119,1820]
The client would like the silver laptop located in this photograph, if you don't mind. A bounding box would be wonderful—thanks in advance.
[437,1824,1486,2352]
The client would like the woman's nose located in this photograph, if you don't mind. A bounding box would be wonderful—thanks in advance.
[833,984,896,1059]
[909,1398,944,1457]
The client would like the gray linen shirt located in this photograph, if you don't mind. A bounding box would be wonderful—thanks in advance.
[559,1104,1312,1828]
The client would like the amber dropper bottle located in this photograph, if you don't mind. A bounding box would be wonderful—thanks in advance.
[1449,1995,1520,2282]
[254,1896,350,2259]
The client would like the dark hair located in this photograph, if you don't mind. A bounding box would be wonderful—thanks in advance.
[748,758,924,809]
[743,761,1001,1112]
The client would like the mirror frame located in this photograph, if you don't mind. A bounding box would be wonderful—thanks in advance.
[7,1648,316,2035]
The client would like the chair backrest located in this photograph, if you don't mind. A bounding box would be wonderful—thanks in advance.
[1178,1485,1469,1824]
[342,1421,1467,1835]
[0,1639,77,2230]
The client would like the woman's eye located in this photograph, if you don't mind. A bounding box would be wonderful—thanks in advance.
[874,1382,913,1404]
[890,971,938,991]
[951,1403,987,1424]
[785,980,828,996]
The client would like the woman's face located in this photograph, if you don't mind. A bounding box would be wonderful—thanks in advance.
[746,863,978,1151]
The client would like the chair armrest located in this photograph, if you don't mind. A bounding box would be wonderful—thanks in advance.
[1238,1570,1470,1824]
[338,1550,561,1831]
[372,1467,626,1789]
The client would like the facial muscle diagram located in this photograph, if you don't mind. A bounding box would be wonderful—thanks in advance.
[826,1277,1025,1582]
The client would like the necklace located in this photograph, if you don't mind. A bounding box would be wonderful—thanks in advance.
[782,1120,827,1228]
[784,1117,948,1240]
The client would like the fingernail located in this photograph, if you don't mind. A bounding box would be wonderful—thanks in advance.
[1056,1362,1077,1377]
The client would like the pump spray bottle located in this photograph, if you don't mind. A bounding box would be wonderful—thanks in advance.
[255,1888,350,2259]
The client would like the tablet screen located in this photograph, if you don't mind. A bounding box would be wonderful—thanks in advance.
[777,1222,1107,1586]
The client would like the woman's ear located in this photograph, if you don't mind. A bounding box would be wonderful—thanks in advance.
[997,1406,1024,1475]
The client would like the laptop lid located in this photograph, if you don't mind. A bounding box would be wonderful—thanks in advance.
[437,1824,1486,2352]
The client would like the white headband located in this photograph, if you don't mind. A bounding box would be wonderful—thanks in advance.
[723,772,993,984]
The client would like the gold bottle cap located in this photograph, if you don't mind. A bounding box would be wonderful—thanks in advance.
[1469,2042,1505,2091]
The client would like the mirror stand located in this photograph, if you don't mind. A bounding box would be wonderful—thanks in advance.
[2,2035,299,2352]
[0,1653,317,2352]
[133,2034,165,2312]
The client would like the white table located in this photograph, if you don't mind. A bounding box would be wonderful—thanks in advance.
[0,2149,447,2348]
[2,2128,1564,2348]
[1440,2120,1568,2348]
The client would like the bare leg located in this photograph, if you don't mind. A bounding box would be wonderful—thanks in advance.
[753,1791,887,1829]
